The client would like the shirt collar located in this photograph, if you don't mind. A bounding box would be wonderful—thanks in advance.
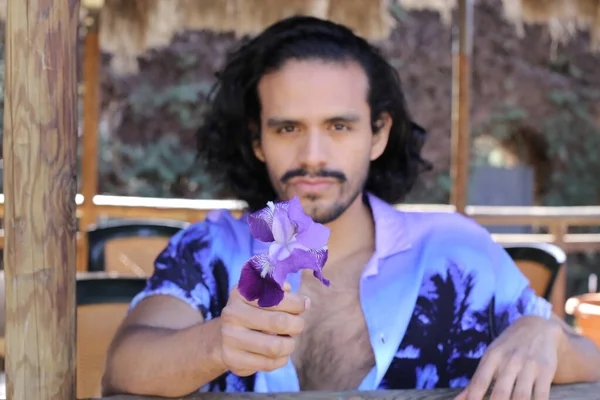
[362,192,412,277]
[250,192,413,274]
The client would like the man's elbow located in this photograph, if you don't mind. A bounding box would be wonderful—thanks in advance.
[101,354,194,398]
[101,352,140,396]
[100,368,123,397]
[101,363,161,397]
[101,339,153,397]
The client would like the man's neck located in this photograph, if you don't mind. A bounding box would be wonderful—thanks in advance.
[325,194,376,264]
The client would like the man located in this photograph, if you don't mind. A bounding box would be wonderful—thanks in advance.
[102,16,600,400]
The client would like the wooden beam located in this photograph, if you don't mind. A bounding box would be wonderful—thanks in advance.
[82,0,105,9]
[449,0,474,214]
[79,10,101,271]
[0,194,598,225]
[88,382,600,399]
[550,223,568,318]
[3,0,80,398]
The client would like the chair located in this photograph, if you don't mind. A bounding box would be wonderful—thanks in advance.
[503,242,566,300]
[86,218,189,276]
[565,293,600,348]
[76,272,146,399]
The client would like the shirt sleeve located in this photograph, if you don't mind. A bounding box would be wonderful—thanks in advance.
[129,222,230,321]
[488,238,553,336]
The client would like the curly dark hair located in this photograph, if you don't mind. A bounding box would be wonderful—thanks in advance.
[196,15,432,211]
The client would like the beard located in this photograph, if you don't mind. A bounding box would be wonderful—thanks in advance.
[276,166,369,224]
[302,184,364,224]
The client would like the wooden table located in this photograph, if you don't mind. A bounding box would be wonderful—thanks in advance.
[90,382,600,399]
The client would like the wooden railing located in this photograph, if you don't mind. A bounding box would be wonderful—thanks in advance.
[8,195,600,243]
[0,194,598,317]
[0,194,598,253]
[92,382,600,400]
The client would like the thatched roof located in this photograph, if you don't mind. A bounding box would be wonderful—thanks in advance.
[0,0,598,74]
[510,0,600,49]
[400,0,600,49]
[96,0,392,73]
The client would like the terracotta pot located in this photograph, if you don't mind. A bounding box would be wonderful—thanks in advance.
[565,293,600,348]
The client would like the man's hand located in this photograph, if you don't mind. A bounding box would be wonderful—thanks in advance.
[455,315,560,400]
[219,283,309,377]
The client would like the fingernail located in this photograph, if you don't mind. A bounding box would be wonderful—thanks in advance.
[304,297,311,310]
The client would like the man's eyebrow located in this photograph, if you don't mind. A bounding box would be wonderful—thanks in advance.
[325,113,361,123]
[265,113,361,127]
[266,118,301,127]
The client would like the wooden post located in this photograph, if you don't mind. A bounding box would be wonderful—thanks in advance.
[550,223,568,318]
[449,0,474,214]
[79,10,102,271]
[3,0,80,399]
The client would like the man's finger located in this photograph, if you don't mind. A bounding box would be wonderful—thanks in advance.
[262,291,309,315]
[223,301,305,335]
[489,356,522,400]
[512,365,536,400]
[465,351,502,400]
[223,323,296,359]
[233,284,309,315]
[532,370,553,400]
[223,347,289,375]
[453,388,467,400]
[489,354,524,400]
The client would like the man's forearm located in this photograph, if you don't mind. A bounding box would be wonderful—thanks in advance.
[554,316,600,384]
[102,318,228,397]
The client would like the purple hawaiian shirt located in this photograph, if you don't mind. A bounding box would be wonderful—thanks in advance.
[130,193,551,392]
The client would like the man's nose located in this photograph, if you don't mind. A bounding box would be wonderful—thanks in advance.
[298,129,328,169]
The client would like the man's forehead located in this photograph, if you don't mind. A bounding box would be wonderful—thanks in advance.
[257,59,370,118]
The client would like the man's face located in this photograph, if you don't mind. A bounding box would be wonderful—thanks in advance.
[253,59,391,224]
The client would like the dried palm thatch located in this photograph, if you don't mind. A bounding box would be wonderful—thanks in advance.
[0,0,597,74]
[399,0,600,50]
[327,0,394,41]
[503,0,600,50]
[398,0,456,24]
[97,0,392,74]
[0,0,392,74]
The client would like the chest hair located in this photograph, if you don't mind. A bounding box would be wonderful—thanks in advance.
[292,255,375,390]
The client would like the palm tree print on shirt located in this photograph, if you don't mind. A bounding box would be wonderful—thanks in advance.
[379,260,495,390]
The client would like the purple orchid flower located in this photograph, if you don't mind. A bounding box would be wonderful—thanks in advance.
[238,196,331,307]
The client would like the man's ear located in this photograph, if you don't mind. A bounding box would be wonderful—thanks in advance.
[371,112,392,161]
[253,140,265,162]
[249,121,265,162]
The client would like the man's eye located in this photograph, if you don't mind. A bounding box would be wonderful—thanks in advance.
[277,125,297,133]
[333,123,349,131]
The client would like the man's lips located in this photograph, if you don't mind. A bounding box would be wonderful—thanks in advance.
[289,178,337,192]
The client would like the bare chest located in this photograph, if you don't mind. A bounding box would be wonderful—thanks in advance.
[291,258,375,391]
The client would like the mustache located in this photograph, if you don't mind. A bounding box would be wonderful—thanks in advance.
[280,168,347,183]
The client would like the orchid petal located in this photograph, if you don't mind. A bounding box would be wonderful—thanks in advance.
[296,221,330,249]
[273,248,330,287]
[287,196,313,232]
[268,241,292,261]
[241,197,332,308]
[271,251,306,286]
[307,247,330,286]
[237,254,269,302]
[287,196,330,248]
[247,202,275,242]
[271,205,296,243]
[238,254,285,307]
[256,277,285,308]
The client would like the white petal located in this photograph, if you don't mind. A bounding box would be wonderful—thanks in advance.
[271,209,296,243]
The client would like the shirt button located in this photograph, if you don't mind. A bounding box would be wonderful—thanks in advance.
[380,334,385,344]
